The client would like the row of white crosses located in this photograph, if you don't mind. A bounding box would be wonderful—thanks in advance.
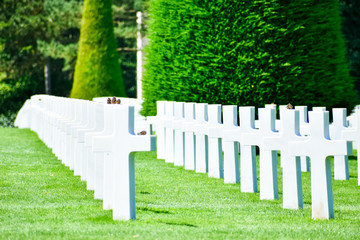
[150,101,358,219]
[14,95,156,220]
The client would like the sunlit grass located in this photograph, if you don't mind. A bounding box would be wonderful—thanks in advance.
[0,128,359,239]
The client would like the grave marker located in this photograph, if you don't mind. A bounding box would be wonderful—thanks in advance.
[289,111,351,219]
[222,105,240,184]
[223,107,258,192]
[164,102,175,163]
[341,108,360,185]
[173,102,185,166]
[183,103,196,170]
[193,103,209,173]
[263,108,304,207]
[207,104,224,178]
[241,108,278,199]
[330,108,350,180]
[92,105,156,220]
[295,106,310,172]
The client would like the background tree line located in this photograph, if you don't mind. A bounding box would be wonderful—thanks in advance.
[0,0,147,125]
[0,0,359,125]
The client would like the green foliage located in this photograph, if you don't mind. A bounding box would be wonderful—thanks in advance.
[0,74,43,115]
[142,0,357,116]
[0,0,82,117]
[340,0,360,94]
[71,0,126,99]
[0,112,16,128]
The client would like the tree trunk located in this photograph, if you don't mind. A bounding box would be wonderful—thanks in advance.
[44,60,52,95]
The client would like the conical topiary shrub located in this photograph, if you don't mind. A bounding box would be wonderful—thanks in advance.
[71,0,126,99]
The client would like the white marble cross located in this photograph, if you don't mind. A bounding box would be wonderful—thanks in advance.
[207,104,224,178]
[295,106,310,172]
[164,102,175,163]
[223,107,258,192]
[173,102,185,166]
[74,101,96,181]
[263,108,304,208]
[71,100,89,176]
[183,103,196,170]
[330,108,350,180]
[241,108,278,199]
[342,108,360,186]
[153,101,167,159]
[64,100,85,170]
[313,107,326,112]
[222,105,240,184]
[92,105,156,220]
[193,103,208,173]
[289,111,351,219]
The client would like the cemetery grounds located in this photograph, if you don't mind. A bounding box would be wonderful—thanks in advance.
[0,128,359,239]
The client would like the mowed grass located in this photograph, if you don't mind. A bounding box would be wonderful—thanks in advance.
[0,128,359,240]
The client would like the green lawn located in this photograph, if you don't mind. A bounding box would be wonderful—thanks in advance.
[0,128,359,239]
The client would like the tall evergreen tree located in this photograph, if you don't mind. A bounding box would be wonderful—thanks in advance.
[71,0,126,99]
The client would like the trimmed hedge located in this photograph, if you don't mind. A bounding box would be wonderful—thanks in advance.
[71,0,126,100]
[340,0,360,95]
[142,0,356,116]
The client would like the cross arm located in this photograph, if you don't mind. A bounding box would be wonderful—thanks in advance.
[129,134,157,153]
[92,134,114,152]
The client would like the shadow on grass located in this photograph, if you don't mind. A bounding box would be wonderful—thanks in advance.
[348,155,357,161]
[137,206,172,214]
[140,191,150,195]
[164,222,197,228]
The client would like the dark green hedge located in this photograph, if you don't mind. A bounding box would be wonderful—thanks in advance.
[340,0,360,95]
[142,0,356,116]
[71,0,126,99]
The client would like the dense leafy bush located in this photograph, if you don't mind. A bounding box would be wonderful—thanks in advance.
[142,0,356,116]
[71,0,126,99]
[0,74,44,127]
[340,0,360,94]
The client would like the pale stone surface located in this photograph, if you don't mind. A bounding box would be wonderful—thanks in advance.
[92,105,156,220]
[330,108,350,180]
[222,105,240,184]
[193,103,209,173]
[14,99,33,128]
[56,98,75,163]
[207,104,224,179]
[71,100,89,176]
[183,103,196,170]
[75,102,103,182]
[264,108,304,208]
[164,102,175,163]
[238,107,258,193]
[93,97,149,134]
[295,106,310,172]
[289,111,351,219]
[149,101,167,159]
[313,107,326,112]
[173,102,185,166]
[63,99,84,169]
[241,108,278,199]
[85,105,112,194]
[223,107,258,192]
[342,108,360,186]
